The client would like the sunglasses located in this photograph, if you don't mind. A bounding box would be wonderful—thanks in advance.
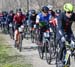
[44,12,48,14]
[67,11,73,14]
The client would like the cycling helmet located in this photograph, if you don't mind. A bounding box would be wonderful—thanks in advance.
[42,6,49,13]
[9,10,13,13]
[55,9,61,14]
[63,3,74,12]
[2,11,8,16]
[31,10,36,14]
[16,8,22,13]
[18,8,21,12]
[47,5,53,10]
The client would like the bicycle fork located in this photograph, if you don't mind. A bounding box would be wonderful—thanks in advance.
[64,50,71,66]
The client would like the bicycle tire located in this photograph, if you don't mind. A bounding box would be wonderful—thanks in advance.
[38,46,44,59]
[19,33,22,52]
[45,40,52,64]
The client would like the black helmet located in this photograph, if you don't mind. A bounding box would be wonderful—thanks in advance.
[55,9,61,14]
[2,11,8,16]
[42,6,49,13]
[16,8,22,13]
[18,8,21,12]
[31,10,36,14]
[9,10,13,13]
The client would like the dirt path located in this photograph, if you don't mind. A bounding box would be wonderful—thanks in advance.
[0,30,75,67]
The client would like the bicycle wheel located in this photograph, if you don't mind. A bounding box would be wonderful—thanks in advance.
[45,40,52,64]
[67,56,70,67]
[56,48,61,67]
[56,49,59,65]
[35,29,40,45]
[24,25,28,38]
[38,45,44,59]
[9,28,14,39]
[19,33,22,52]
[63,55,70,67]
[34,29,38,42]
[31,30,35,43]
[24,25,30,39]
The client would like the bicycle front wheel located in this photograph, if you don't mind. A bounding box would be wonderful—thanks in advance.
[19,33,23,52]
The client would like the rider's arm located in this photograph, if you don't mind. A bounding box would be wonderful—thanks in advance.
[6,15,10,23]
[36,15,40,24]
[22,14,26,23]
[49,17,58,27]
[57,13,64,36]
[36,15,40,28]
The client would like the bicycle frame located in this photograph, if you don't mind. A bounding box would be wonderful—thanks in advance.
[63,44,72,67]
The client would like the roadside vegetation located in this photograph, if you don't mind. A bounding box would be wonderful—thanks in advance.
[0,34,32,67]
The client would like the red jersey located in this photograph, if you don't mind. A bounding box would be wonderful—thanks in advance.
[13,14,26,24]
[49,18,57,27]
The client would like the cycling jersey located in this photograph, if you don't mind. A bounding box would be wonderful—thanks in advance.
[7,14,14,23]
[30,14,37,22]
[57,12,75,61]
[50,17,58,27]
[58,12,75,34]
[13,14,26,25]
[36,13,51,25]
[36,12,51,43]
[30,14,37,28]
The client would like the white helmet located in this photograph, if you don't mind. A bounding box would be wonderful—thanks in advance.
[47,5,53,10]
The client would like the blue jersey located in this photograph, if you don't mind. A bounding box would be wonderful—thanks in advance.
[37,13,51,24]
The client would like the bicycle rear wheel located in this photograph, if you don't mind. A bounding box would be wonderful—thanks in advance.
[38,45,44,59]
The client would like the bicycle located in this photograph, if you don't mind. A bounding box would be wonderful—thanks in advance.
[56,41,75,67]
[14,25,24,52]
[24,21,30,39]
[44,27,57,64]
[37,28,44,59]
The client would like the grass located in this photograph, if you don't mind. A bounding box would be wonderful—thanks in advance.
[0,34,32,67]
[1,64,32,67]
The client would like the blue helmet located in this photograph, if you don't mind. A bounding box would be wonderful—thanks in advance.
[42,6,49,13]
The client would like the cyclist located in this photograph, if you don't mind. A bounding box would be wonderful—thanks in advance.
[1,11,8,31]
[0,11,3,26]
[36,6,51,45]
[55,9,61,18]
[57,3,75,63]
[13,9,26,44]
[1,11,8,22]
[25,10,32,28]
[30,10,37,31]
[47,5,53,15]
[7,10,15,33]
